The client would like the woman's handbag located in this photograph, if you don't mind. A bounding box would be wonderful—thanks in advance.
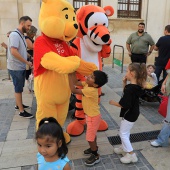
[158,95,168,117]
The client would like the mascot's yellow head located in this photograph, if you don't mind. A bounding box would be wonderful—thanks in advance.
[39,0,78,42]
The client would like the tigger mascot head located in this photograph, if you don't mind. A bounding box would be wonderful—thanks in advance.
[75,5,114,53]
[67,5,114,136]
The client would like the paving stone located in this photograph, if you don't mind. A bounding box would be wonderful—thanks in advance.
[1,139,37,156]
[127,166,138,170]
[0,98,15,142]
[139,167,149,170]
[103,162,115,169]
[6,129,28,141]
[73,159,84,166]
[74,166,86,170]
[1,167,21,170]
[21,165,36,170]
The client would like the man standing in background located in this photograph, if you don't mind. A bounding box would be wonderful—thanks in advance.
[154,25,170,81]
[126,22,155,64]
[7,16,33,118]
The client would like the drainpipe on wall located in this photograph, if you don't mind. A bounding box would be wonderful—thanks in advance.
[17,0,19,20]
[145,0,149,32]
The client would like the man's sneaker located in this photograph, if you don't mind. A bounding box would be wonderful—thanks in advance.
[84,154,100,166]
[120,153,138,164]
[151,140,161,147]
[19,110,33,119]
[15,104,31,110]
[84,146,98,155]
[113,147,126,155]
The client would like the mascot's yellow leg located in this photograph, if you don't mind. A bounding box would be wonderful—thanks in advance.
[34,77,71,143]
[35,100,71,143]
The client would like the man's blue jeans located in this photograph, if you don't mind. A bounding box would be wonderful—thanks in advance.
[156,122,170,146]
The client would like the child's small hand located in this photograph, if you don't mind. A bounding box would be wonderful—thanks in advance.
[122,76,127,83]
[109,100,115,105]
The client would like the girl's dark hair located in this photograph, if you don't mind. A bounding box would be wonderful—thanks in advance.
[129,63,147,87]
[35,117,68,159]
[93,70,108,88]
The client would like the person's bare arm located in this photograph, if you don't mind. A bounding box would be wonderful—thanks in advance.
[109,100,122,108]
[68,73,83,95]
[126,43,132,56]
[146,45,155,56]
[63,162,71,170]
[70,72,82,87]
[154,45,158,51]
[1,42,7,49]
[150,44,154,51]
[26,38,33,50]
[161,75,168,94]
[10,47,32,67]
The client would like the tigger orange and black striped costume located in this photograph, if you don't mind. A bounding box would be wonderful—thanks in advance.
[66,5,114,136]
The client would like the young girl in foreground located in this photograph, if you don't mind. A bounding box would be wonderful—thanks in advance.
[36,117,71,170]
[109,63,147,164]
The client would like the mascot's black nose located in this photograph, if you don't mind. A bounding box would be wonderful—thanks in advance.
[74,24,78,29]
[101,34,110,43]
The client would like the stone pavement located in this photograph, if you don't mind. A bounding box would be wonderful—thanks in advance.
[0,65,170,170]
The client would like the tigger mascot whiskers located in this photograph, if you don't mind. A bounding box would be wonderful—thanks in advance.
[67,5,114,136]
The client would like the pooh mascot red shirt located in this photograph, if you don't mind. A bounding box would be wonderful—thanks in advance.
[66,5,114,136]
[34,0,97,143]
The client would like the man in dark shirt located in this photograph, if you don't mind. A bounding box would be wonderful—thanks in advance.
[154,25,170,81]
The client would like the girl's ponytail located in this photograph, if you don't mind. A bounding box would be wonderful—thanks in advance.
[139,63,147,87]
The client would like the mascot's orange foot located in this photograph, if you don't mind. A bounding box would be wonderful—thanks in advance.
[98,120,108,131]
[67,120,85,136]
[63,132,71,144]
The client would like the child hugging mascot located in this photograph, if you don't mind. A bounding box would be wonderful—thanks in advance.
[34,0,97,143]
[67,5,114,136]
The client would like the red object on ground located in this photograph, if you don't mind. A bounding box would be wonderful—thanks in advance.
[158,95,168,117]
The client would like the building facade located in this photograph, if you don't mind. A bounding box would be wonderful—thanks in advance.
[0,0,170,69]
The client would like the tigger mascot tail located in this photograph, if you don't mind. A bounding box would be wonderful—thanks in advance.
[66,5,114,136]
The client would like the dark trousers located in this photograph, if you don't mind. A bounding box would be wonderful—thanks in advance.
[155,66,167,81]
[131,53,147,64]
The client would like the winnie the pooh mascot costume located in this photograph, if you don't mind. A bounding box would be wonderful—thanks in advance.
[34,0,97,143]
[67,5,114,136]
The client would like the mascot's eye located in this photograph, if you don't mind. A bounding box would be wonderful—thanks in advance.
[73,17,75,21]
[65,14,68,19]
[103,23,106,26]
[95,23,97,26]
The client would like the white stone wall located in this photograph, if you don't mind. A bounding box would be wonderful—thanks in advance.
[0,0,40,53]
[0,0,170,69]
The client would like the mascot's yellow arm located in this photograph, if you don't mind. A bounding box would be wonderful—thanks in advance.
[41,52,81,74]
[41,52,98,75]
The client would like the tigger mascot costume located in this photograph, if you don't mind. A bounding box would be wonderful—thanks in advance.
[67,5,114,136]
